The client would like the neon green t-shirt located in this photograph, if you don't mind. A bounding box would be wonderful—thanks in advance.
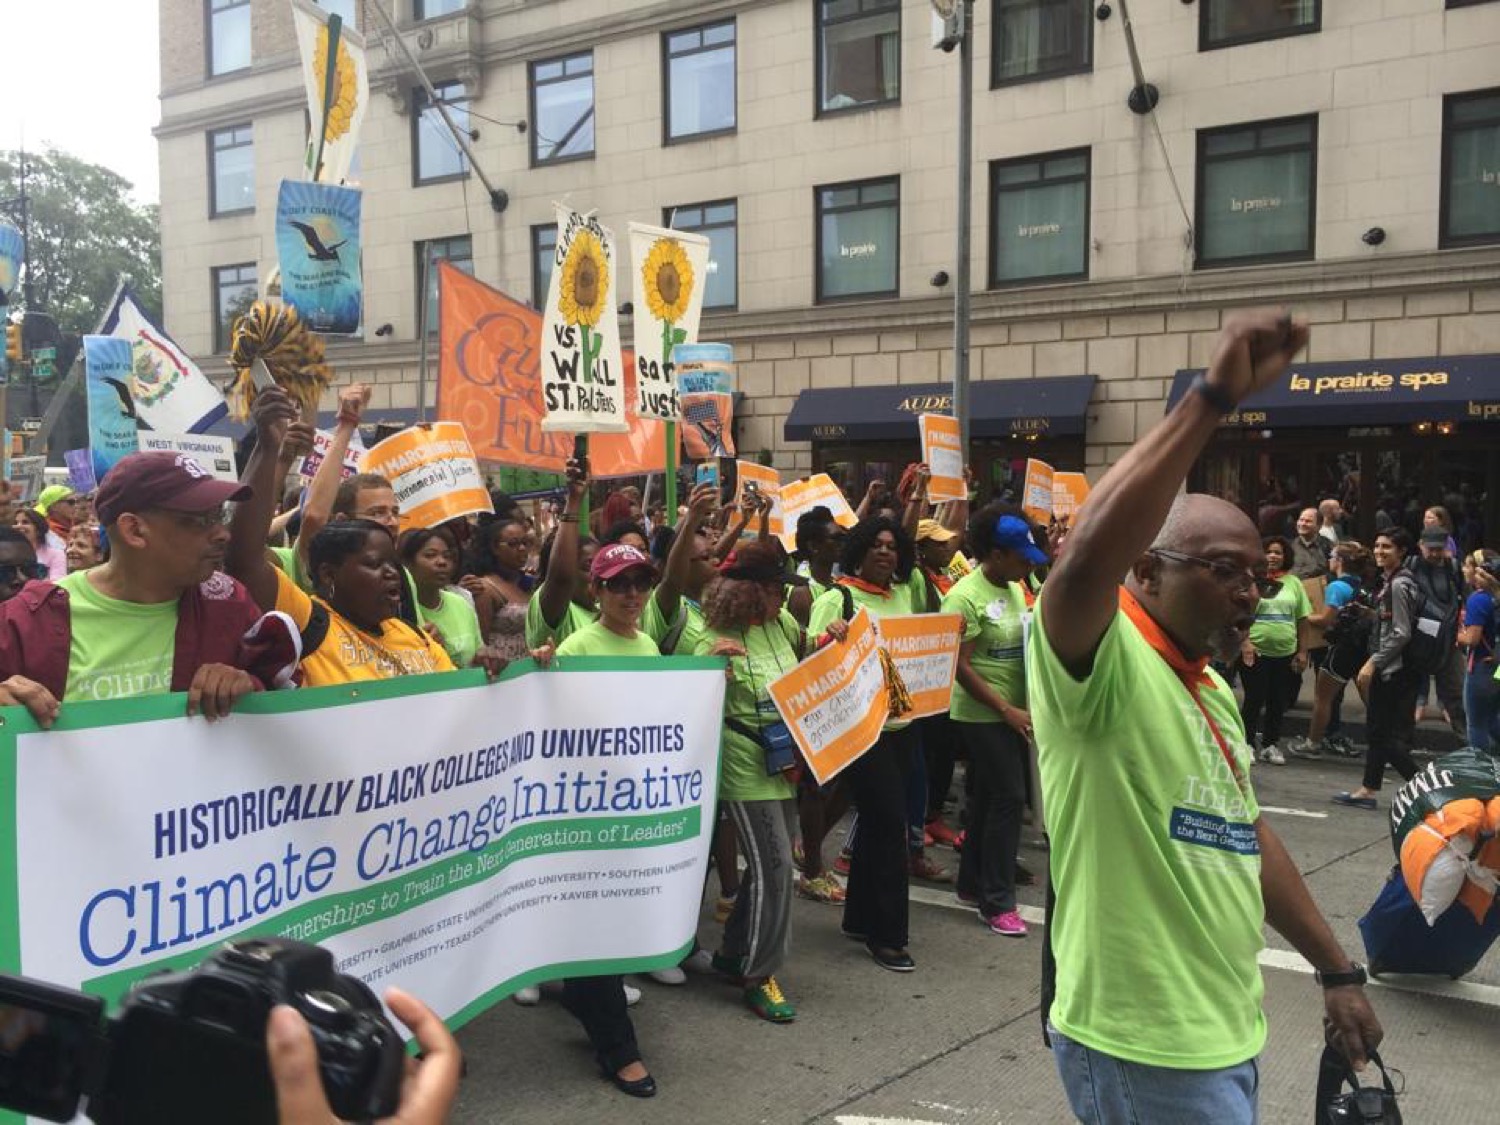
[1248,574,1312,659]
[525,594,597,650]
[643,592,707,657]
[941,569,1029,722]
[57,571,176,702]
[695,611,801,802]
[1026,597,1266,1070]
[554,620,660,659]
[418,589,482,669]
[808,577,923,732]
[269,545,309,591]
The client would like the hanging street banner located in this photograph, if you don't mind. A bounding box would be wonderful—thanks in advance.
[0,660,726,1049]
[776,473,858,552]
[540,206,628,435]
[918,414,966,503]
[277,181,363,335]
[873,613,962,720]
[83,335,142,483]
[100,287,228,434]
[137,433,239,482]
[1021,458,1055,525]
[290,0,370,186]
[360,421,492,532]
[435,262,665,478]
[628,224,712,421]
[0,221,22,295]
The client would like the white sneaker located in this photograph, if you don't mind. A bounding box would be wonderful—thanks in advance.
[623,983,643,1007]
[512,985,541,1006]
[1258,743,1287,765]
[648,966,687,985]
[682,949,716,975]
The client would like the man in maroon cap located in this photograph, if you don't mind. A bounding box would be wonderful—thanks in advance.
[0,451,296,726]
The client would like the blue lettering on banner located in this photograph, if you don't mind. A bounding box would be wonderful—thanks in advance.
[1169,808,1259,856]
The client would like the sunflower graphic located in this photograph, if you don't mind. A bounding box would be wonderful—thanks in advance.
[558,228,610,328]
[643,238,693,324]
[313,26,358,143]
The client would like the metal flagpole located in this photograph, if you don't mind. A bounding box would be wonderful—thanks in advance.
[952,0,974,454]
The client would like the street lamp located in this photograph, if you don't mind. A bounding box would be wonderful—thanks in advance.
[931,0,974,453]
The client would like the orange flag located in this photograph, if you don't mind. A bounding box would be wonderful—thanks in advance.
[436,262,666,477]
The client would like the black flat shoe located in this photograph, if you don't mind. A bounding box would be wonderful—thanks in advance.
[867,944,916,972]
[610,1070,657,1098]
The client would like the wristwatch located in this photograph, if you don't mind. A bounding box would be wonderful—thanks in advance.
[1189,372,1238,414]
[1315,963,1368,988]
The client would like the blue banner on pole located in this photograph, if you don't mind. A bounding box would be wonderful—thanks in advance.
[0,222,23,295]
[83,335,141,483]
[276,180,362,334]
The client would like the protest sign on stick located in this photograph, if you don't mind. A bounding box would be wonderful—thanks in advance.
[360,421,492,531]
[776,474,858,552]
[298,427,366,484]
[733,460,783,540]
[7,456,46,504]
[1052,471,1091,523]
[918,414,966,503]
[1021,458,1055,525]
[872,613,962,720]
[137,433,239,482]
[628,224,711,422]
[540,205,628,434]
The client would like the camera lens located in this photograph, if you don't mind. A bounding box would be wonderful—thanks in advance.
[224,939,277,962]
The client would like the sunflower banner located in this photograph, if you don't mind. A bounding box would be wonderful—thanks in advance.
[276,180,363,334]
[627,223,712,422]
[540,205,629,435]
[290,0,369,186]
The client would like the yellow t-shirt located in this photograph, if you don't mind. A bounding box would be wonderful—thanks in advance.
[274,570,453,687]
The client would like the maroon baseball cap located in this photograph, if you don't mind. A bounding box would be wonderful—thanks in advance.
[94,451,252,526]
[590,543,656,583]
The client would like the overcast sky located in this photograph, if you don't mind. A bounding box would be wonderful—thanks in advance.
[2,2,163,204]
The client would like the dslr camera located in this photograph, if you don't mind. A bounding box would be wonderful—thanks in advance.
[0,939,405,1124]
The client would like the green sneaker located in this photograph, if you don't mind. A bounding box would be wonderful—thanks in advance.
[743,976,796,1023]
[711,952,746,983]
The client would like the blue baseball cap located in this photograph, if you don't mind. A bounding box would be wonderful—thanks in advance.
[995,515,1048,566]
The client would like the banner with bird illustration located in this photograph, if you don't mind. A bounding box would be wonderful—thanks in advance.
[290,0,369,186]
[99,285,228,434]
[276,180,362,335]
[83,335,142,483]
[539,205,629,435]
[627,223,712,422]
[0,221,22,295]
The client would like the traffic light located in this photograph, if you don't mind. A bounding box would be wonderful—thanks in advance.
[4,322,21,365]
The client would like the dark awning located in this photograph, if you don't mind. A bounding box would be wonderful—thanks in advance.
[784,375,1095,442]
[1166,355,1500,428]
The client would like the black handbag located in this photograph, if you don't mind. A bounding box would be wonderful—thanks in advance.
[1315,1045,1402,1124]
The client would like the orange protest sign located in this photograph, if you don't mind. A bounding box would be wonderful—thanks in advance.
[777,473,857,551]
[768,609,889,786]
[734,460,783,542]
[1021,458,1055,525]
[918,414,965,503]
[359,421,492,532]
[873,613,963,720]
[435,262,666,478]
[1052,471,1091,522]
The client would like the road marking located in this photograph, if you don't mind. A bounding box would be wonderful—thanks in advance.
[1259,947,1500,1008]
[908,885,1047,926]
[1260,805,1329,819]
[836,1117,948,1125]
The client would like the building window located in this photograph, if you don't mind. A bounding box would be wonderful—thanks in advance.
[213,263,258,353]
[664,21,737,143]
[208,124,255,217]
[532,225,558,309]
[989,149,1089,287]
[992,0,1092,87]
[412,81,470,184]
[816,177,899,303]
[417,236,473,333]
[530,53,595,165]
[415,0,465,18]
[1447,0,1500,7]
[1441,89,1500,248]
[208,0,251,77]
[1195,115,1317,269]
[1200,0,1319,51]
[317,0,358,25]
[666,200,738,310]
[816,0,900,115]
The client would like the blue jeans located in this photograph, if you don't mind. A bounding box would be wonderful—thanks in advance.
[1050,1025,1259,1125]
[1464,663,1500,752]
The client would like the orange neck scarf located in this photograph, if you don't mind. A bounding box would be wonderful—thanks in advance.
[838,575,893,598]
[1118,588,1211,688]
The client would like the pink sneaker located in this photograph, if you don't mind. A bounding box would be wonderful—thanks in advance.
[984,909,1027,938]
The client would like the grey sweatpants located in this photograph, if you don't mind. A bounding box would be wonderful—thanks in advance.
[723,798,796,981]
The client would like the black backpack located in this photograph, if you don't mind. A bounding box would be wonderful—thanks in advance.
[1403,561,1461,676]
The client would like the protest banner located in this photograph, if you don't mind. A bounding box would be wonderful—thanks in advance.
[776,473,858,552]
[872,613,962,720]
[733,460,783,541]
[277,180,363,335]
[1052,470,1091,522]
[136,433,239,482]
[7,455,46,504]
[64,449,97,495]
[918,414,965,503]
[83,335,141,483]
[0,659,726,1048]
[768,608,889,785]
[1021,458,1055,525]
[540,206,628,434]
[0,221,22,294]
[290,0,370,186]
[99,286,228,434]
[299,427,366,484]
[436,262,665,478]
[628,224,712,421]
[360,421,492,531]
[674,343,736,460]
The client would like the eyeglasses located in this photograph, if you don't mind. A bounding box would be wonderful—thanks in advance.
[1150,549,1282,598]
[0,562,49,584]
[159,508,231,531]
[602,573,653,595]
[355,506,401,522]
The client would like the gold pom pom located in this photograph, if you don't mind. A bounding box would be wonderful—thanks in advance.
[227,299,335,419]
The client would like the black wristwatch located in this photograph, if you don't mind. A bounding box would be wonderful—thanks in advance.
[1190,372,1238,414]
[1315,963,1368,989]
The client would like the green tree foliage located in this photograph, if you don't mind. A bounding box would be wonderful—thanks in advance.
[0,148,160,333]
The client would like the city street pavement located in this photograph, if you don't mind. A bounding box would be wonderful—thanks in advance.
[448,734,1499,1125]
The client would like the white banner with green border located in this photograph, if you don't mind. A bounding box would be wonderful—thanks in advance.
[0,658,724,1084]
